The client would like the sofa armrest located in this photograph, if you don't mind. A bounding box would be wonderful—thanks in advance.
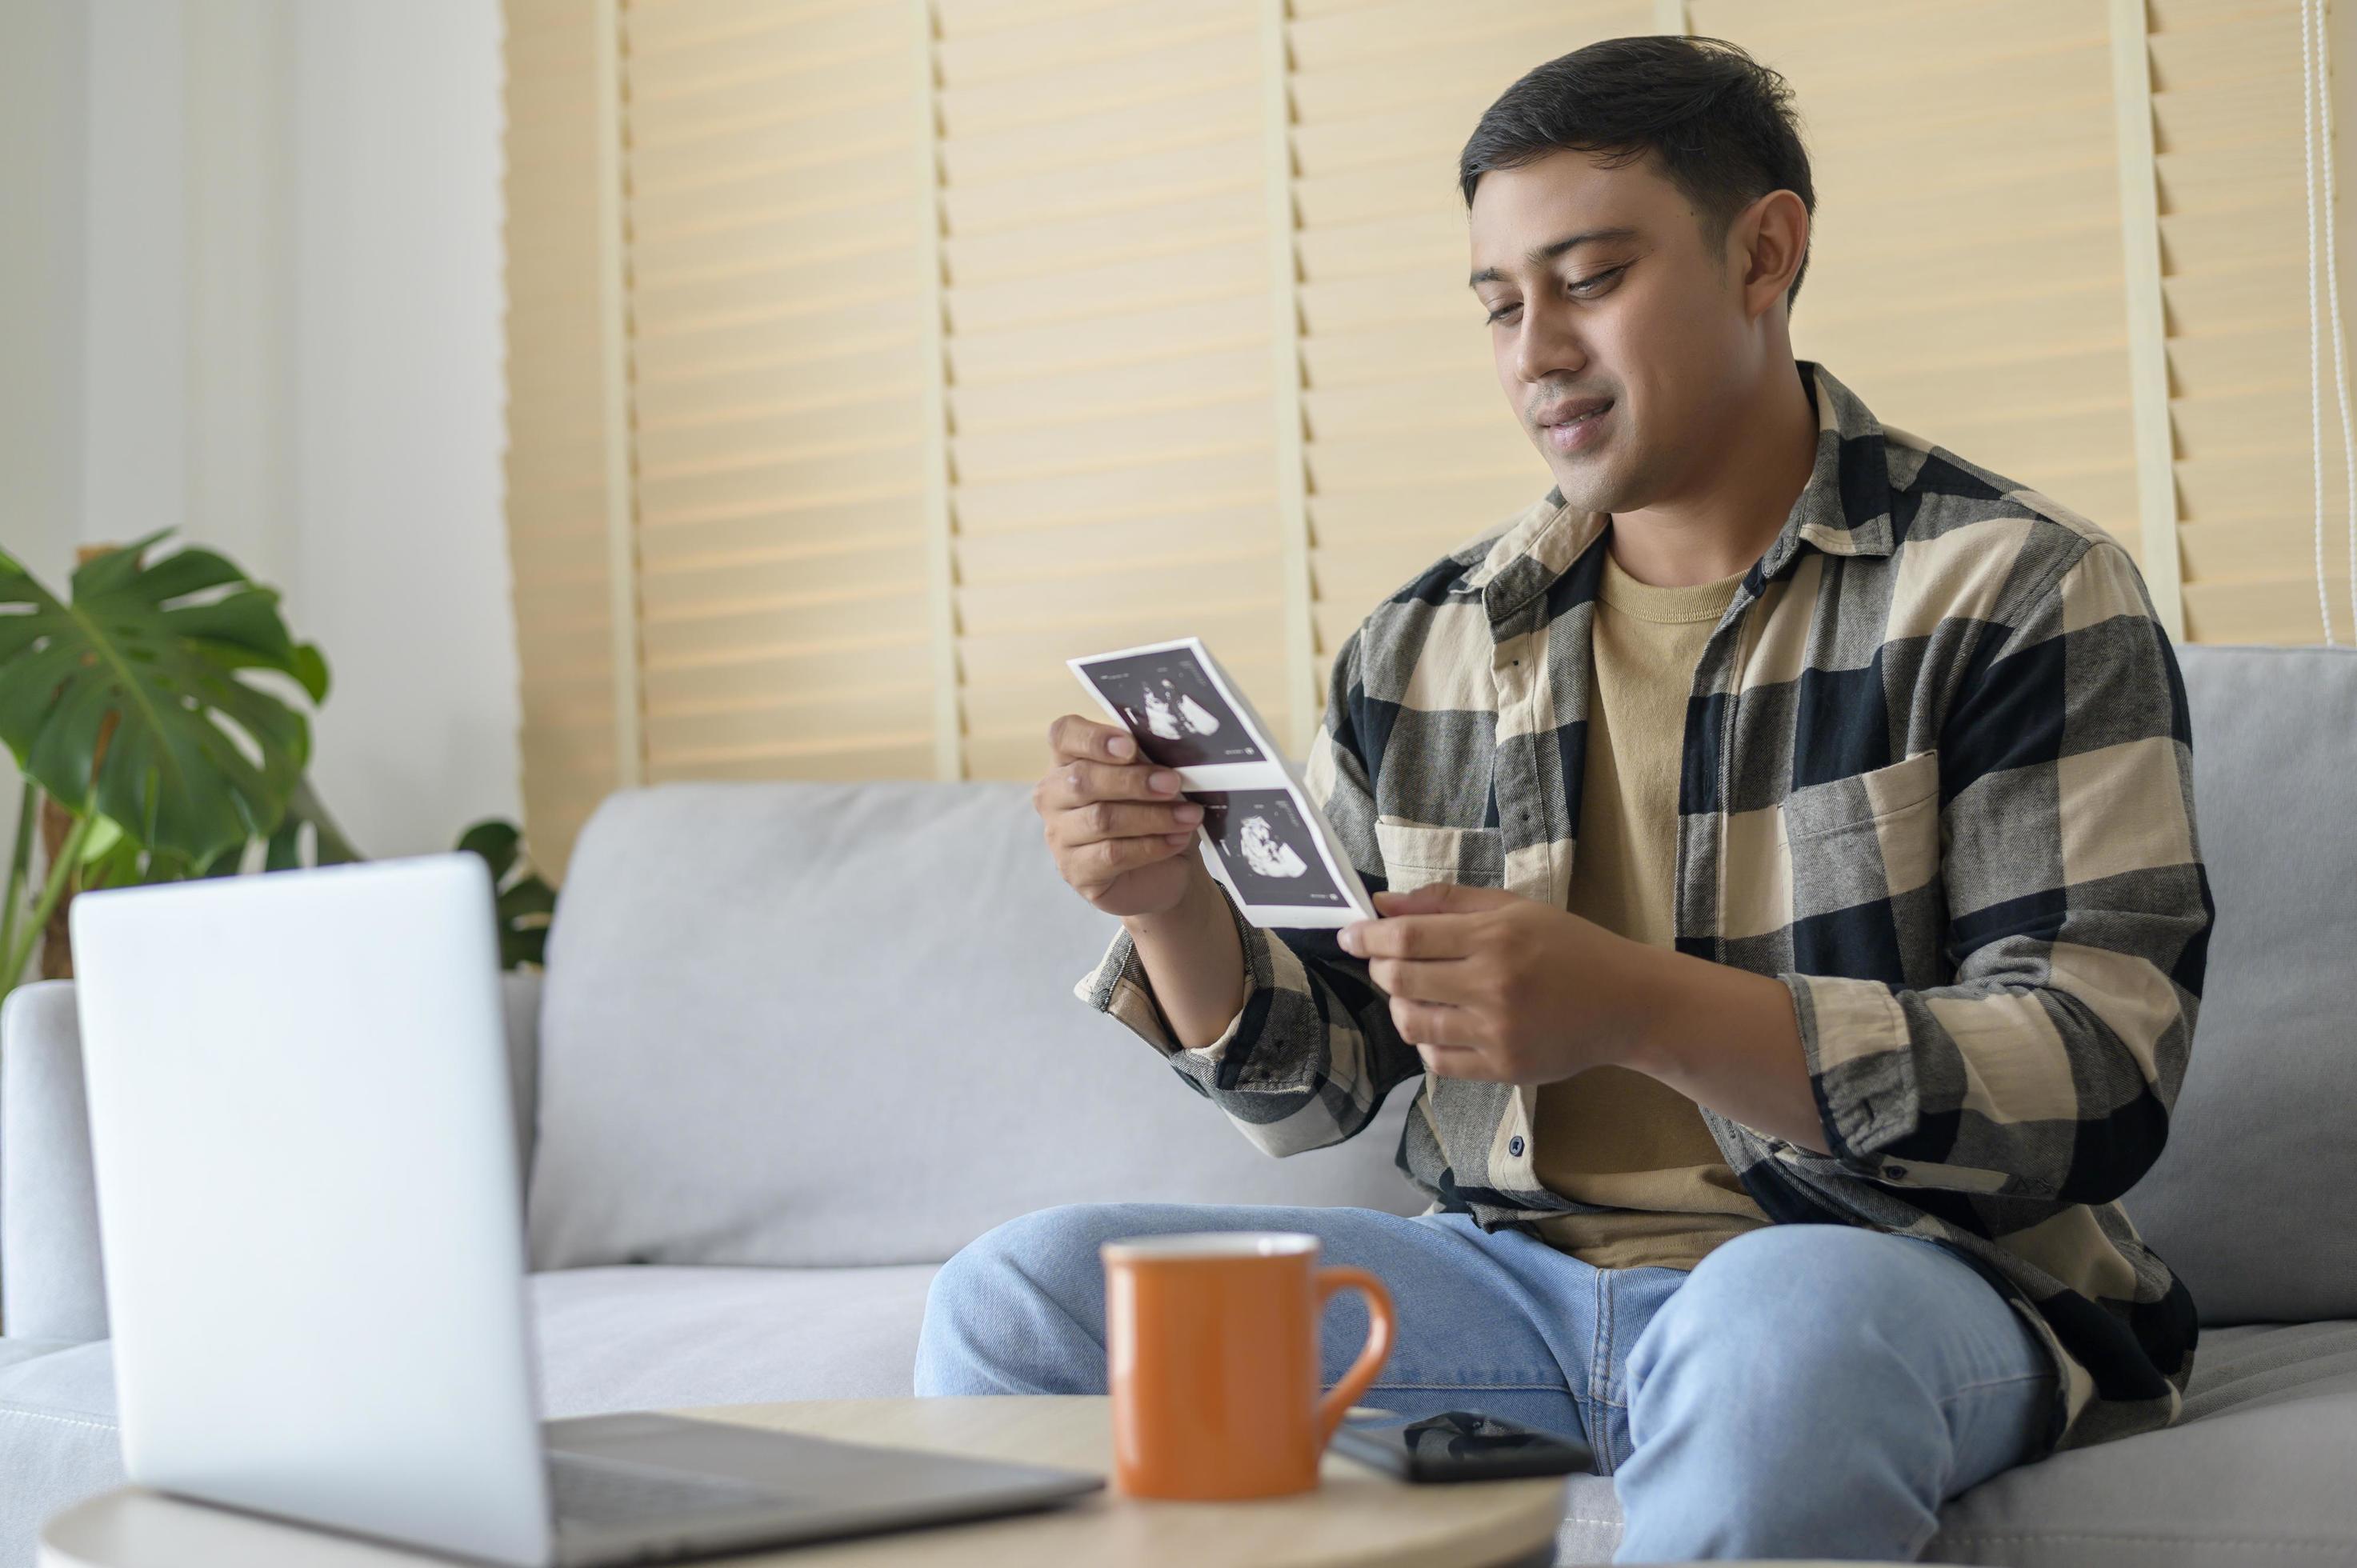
[1,982,106,1342]
[501,967,542,1192]
[0,968,546,1344]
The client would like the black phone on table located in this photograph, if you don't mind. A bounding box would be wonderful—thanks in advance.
[1330,1409,1594,1482]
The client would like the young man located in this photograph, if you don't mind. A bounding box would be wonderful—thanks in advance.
[918,35,2208,1563]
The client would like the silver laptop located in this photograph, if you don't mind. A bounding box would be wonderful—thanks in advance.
[70,854,1100,1566]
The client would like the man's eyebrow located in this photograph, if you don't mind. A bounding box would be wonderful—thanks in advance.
[1467,226,1641,288]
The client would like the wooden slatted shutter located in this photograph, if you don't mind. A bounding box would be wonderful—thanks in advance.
[504,0,2350,872]
[1691,0,2147,569]
[623,2,941,784]
[935,0,1294,779]
[2151,0,2353,642]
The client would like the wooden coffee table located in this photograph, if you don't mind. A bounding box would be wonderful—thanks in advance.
[39,1396,1570,1568]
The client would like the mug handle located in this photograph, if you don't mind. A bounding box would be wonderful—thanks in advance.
[1311,1266,1397,1450]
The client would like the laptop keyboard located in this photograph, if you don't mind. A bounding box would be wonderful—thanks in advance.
[546,1450,798,1531]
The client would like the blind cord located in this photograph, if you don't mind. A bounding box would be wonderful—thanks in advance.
[2303,0,2334,644]
[2313,0,2357,638]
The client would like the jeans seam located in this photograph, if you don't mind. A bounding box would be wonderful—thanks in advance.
[1591,1266,1615,1474]
[1905,1370,2056,1537]
[1935,1370,2052,1408]
[1362,1381,1571,1392]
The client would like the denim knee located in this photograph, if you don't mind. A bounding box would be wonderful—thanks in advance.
[1627,1226,1924,1402]
[914,1204,1130,1397]
[930,1206,1105,1308]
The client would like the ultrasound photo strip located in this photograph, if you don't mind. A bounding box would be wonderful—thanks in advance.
[1069,637,1378,928]
[1066,638,1278,786]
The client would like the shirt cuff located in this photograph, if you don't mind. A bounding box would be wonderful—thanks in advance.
[1779,971,1920,1164]
[1074,889,1262,1066]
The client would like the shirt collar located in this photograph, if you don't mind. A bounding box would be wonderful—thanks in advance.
[1470,362,1895,622]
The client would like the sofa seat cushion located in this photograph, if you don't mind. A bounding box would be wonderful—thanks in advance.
[532,1263,938,1414]
[1548,1319,2357,1568]
[0,1341,122,1568]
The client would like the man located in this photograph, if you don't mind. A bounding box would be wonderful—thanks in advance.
[917,35,2207,1564]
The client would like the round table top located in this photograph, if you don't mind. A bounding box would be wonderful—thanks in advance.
[39,1395,1569,1568]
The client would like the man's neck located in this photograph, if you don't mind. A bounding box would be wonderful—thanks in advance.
[1605,359,1818,588]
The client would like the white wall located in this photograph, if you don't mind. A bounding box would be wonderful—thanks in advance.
[2,0,519,868]
[281,3,521,860]
[0,0,88,591]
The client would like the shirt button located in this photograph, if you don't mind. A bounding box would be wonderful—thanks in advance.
[1507,1135,1526,1158]
[1883,1163,1908,1180]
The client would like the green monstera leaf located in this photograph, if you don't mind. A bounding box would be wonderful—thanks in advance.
[456,817,556,970]
[0,532,329,874]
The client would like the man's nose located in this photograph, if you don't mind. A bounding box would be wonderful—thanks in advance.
[1514,304,1588,390]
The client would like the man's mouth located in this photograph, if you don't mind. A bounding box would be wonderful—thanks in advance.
[1536,397,1613,454]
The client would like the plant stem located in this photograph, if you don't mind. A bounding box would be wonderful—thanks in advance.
[1,806,93,1005]
[0,775,32,973]
[290,775,364,865]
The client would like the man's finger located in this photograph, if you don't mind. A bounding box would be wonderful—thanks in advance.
[1075,832,1192,886]
[1415,1040,1502,1080]
[1038,758,1184,808]
[1343,914,1478,962]
[1388,995,1483,1046]
[1369,954,1483,1005]
[1049,714,1140,764]
[1372,882,1519,918]
[1054,799,1203,846]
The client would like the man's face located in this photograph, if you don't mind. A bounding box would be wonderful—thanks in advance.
[1467,149,1759,516]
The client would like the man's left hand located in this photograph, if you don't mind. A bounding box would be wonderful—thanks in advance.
[1339,882,1654,1083]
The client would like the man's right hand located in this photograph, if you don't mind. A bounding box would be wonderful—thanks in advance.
[1034,715,1207,918]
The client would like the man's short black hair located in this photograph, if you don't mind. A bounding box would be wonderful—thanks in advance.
[1459,35,1815,306]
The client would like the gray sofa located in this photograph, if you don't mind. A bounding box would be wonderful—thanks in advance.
[2,643,2353,1567]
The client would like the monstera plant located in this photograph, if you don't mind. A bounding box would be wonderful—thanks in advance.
[0,533,344,1001]
[0,534,554,1003]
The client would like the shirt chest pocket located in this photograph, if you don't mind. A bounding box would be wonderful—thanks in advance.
[1374,818,1507,896]
[1773,750,1944,915]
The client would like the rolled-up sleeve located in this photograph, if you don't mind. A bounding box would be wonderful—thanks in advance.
[1072,630,1423,1157]
[1783,538,2211,1203]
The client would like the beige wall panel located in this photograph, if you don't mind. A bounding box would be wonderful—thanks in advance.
[505,1,619,878]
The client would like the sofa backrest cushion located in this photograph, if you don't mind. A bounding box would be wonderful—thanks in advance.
[528,782,1420,1271]
[2123,645,2357,1326]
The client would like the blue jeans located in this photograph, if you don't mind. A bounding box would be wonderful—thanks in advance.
[914,1205,2054,1564]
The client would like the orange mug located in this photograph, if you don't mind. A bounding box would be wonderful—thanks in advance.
[1101,1231,1395,1499]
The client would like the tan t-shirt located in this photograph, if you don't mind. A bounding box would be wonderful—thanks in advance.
[1530,549,1772,1272]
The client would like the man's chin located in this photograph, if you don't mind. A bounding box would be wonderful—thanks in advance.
[1546,462,1637,518]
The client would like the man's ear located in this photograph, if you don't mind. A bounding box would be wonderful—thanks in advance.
[1731,189,1810,322]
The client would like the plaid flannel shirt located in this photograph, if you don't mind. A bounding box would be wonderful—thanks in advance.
[1079,364,2208,1453]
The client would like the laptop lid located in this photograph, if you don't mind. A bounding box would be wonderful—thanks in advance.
[72,854,554,1566]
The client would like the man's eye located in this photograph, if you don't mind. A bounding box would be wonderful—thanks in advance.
[1489,266,1621,322]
